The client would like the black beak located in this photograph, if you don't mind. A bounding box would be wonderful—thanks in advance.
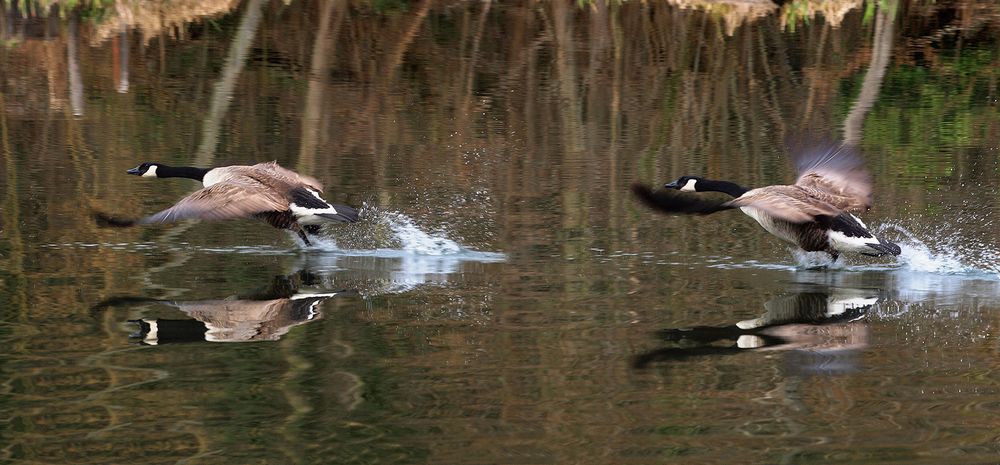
[663,181,680,189]
[126,167,142,175]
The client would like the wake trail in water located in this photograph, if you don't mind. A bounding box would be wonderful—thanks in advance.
[52,205,504,263]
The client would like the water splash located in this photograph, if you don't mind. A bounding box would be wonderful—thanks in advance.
[383,213,461,255]
[297,234,339,251]
[782,221,999,278]
[290,207,503,294]
[878,222,1000,277]
[791,250,847,270]
[694,219,1000,280]
[313,204,504,260]
[50,205,503,263]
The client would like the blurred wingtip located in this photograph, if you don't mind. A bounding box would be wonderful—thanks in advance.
[786,134,867,178]
[631,183,665,211]
[631,183,732,216]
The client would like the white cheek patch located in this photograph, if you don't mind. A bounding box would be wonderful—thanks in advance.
[143,319,159,345]
[142,165,158,177]
[737,335,765,349]
[680,179,698,192]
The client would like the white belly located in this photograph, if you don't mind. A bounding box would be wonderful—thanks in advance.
[740,207,800,245]
[295,213,331,225]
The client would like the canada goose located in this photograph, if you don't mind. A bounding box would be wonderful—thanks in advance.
[95,161,359,245]
[633,288,875,369]
[126,291,341,344]
[93,271,350,344]
[632,143,901,262]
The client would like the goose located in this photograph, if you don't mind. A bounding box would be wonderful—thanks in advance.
[125,290,342,344]
[633,287,875,368]
[632,143,901,262]
[92,271,350,344]
[95,161,359,245]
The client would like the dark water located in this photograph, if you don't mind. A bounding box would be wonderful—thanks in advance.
[2,1,1000,463]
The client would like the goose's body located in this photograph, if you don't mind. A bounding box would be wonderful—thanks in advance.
[130,291,340,344]
[633,143,901,261]
[633,287,875,368]
[93,271,347,344]
[97,161,359,245]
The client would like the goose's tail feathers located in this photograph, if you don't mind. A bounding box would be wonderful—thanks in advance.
[868,240,901,256]
[319,204,359,223]
[631,184,734,216]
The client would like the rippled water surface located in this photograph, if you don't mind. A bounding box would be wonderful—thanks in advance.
[2,1,1000,464]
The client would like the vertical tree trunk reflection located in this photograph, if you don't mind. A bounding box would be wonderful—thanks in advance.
[843,0,896,146]
[195,0,266,165]
[67,13,84,116]
[298,0,345,175]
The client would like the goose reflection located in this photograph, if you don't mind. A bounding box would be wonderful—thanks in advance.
[94,271,351,344]
[634,287,878,373]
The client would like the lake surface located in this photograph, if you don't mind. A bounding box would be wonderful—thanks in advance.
[2,1,1000,463]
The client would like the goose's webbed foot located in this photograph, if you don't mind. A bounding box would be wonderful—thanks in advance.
[296,228,313,246]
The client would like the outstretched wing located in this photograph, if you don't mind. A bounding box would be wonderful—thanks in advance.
[790,141,872,212]
[139,181,288,225]
[252,161,324,193]
[631,184,841,224]
[728,186,842,223]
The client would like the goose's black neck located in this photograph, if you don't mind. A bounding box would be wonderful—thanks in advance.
[698,179,750,197]
[157,165,211,181]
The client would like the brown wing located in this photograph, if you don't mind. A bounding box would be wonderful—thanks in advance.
[728,186,841,223]
[138,181,288,225]
[790,142,872,211]
[172,299,323,342]
[251,161,324,193]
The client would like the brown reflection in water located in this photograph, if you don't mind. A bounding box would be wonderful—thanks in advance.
[0,1,999,464]
[2,254,373,463]
[93,270,348,344]
[634,287,875,371]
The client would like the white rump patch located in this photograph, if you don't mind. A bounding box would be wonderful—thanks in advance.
[290,190,341,224]
[827,228,878,253]
[850,214,869,229]
[291,293,338,320]
[306,188,325,201]
[290,292,341,300]
[826,296,878,317]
